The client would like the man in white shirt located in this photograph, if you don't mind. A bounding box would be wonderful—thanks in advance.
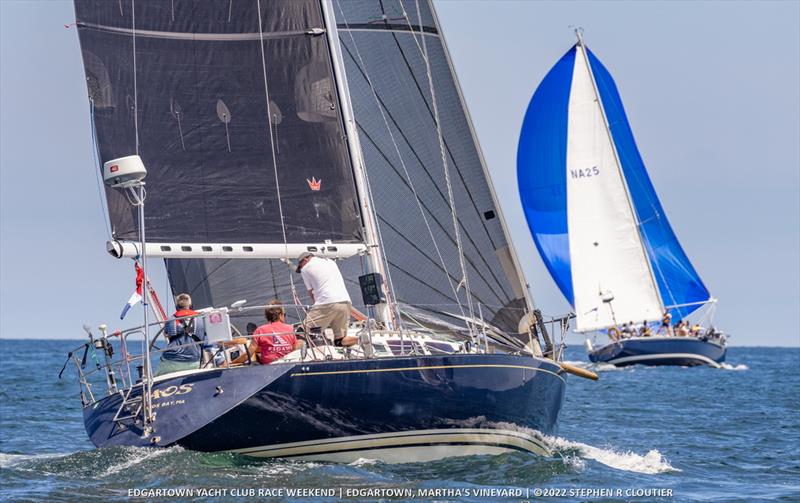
[296,252,357,347]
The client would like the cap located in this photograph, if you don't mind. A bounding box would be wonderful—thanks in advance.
[295,252,314,273]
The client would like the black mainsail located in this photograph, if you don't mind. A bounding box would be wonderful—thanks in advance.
[76,0,366,313]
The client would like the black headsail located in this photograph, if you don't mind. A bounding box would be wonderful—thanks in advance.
[332,0,530,336]
[75,0,365,314]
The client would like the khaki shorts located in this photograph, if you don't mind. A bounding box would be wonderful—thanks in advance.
[304,301,351,341]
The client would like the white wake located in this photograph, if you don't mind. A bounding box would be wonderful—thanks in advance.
[719,362,749,371]
[348,457,381,467]
[548,436,679,474]
[0,452,64,468]
[101,446,180,476]
[480,421,678,475]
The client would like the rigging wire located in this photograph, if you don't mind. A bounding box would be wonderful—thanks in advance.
[403,0,476,336]
[88,99,112,241]
[334,0,468,324]
[346,93,511,301]
[131,0,139,153]
[255,0,303,321]
[360,144,405,330]
[128,0,145,384]
[327,1,404,329]
[371,10,504,257]
[331,1,405,328]
[373,213,504,306]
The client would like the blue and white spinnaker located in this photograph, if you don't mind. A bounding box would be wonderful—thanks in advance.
[517,34,711,332]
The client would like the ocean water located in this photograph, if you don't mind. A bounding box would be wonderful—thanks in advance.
[0,340,798,502]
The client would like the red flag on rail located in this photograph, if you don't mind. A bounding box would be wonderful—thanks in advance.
[120,262,144,319]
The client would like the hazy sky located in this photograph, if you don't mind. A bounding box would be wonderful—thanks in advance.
[1,0,798,346]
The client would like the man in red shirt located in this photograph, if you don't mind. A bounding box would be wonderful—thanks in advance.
[251,300,303,364]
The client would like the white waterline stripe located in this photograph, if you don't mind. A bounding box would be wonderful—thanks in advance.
[608,352,721,368]
[228,428,550,458]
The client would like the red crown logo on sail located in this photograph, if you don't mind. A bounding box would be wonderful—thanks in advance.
[306,177,322,191]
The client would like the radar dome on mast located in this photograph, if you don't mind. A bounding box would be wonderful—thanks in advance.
[103,155,147,188]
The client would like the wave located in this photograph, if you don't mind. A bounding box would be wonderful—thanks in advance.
[548,437,679,475]
[100,445,181,476]
[348,457,381,467]
[0,452,65,469]
[719,363,749,371]
[474,421,679,475]
[254,460,325,476]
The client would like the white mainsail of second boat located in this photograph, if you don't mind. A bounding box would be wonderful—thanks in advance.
[566,35,662,332]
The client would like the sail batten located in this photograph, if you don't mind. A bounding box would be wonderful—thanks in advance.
[76,22,322,41]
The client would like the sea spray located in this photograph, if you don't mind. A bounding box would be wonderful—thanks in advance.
[0,452,65,469]
[349,457,381,467]
[101,445,180,476]
[719,363,749,371]
[550,437,679,474]
[482,421,679,474]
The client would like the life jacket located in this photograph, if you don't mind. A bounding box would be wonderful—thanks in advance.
[172,309,201,342]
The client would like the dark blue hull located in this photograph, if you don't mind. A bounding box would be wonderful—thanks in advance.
[84,354,566,462]
[588,336,726,367]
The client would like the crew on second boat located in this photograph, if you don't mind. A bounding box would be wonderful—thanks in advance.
[607,316,723,343]
[660,311,673,336]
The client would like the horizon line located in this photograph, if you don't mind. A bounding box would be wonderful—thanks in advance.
[0,336,797,349]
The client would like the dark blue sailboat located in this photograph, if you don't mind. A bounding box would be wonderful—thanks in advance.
[67,0,574,463]
[517,32,726,367]
[82,350,564,461]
